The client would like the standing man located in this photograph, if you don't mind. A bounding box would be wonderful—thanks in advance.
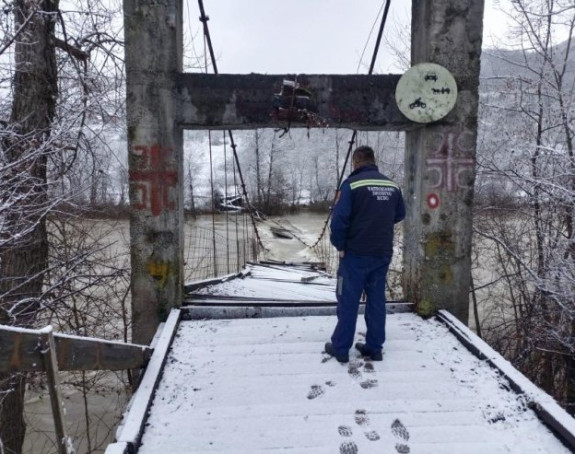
[325,146,405,363]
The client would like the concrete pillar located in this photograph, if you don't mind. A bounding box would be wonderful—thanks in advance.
[124,0,184,345]
[404,0,484,323]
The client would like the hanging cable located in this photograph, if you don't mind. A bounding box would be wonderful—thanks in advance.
[311,131,356,248]
[223,130,230,274]
[207,130,219,277]
[357,2,385,73]
[197,0,391,256]
[198,0,218,74]
[368,0,392,75]
[278,74,299,138]
[197,0,265,250]
[232,143,241,269]
[312,0,392,250]
[202,13,218,277]
[227,131,265,249]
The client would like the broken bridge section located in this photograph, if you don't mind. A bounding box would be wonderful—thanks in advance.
[124,0,486,345]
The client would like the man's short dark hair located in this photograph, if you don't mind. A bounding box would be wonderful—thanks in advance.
[352,146,375,166]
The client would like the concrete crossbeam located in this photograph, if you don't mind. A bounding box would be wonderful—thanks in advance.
[176,73,413,130]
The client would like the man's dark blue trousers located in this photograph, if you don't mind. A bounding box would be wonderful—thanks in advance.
[330,253,392,357]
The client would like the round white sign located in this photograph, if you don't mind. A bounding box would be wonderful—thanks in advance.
[395,63,458,123]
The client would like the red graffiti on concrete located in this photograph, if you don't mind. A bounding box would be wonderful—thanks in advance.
[425,130,475,192]
[129,144,178,216]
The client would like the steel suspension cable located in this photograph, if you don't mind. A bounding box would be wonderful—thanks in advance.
[202,15,219,276]
[207,130,219,276]
[369,0,392,75]
[227,131,265,248]
[311,0,392,249]
[198,0,265,250]
[223,130,230,274]
[198,0,218,74]
[231,144,241,269]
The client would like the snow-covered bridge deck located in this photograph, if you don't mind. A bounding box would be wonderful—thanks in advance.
[106,264,575,453]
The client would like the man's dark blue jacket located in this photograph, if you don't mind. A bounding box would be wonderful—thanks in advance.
[330,164,405,256]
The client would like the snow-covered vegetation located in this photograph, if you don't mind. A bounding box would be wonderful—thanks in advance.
[2,0,575,452]
[471,0,575,415]
[183,128,405,215]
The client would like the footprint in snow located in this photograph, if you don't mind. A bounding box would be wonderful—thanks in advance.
[363,362,375,373]
[354,409,370,427]
[337,409,380,454]
[339,440,358,454]
[359,379,378,389]
[348,360,364,379]
[307,384,324,400]
[338,425,353,437]
[364,430,380,441]
[391,418,411,453]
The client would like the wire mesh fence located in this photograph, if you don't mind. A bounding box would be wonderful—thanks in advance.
[184,212,259,282]
[310,231,339,276]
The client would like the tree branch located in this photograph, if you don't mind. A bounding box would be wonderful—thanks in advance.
[54,37,89,62]
[0,10,36,56]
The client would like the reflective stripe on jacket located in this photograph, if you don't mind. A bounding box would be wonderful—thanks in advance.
[330,164,405,256]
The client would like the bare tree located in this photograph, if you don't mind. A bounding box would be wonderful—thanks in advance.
[0,2,59,452]
[474,0,575,414]
[1,1,129,452]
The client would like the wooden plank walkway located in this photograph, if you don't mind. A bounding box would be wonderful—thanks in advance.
[136,313,571,453]
[105,264,575,453]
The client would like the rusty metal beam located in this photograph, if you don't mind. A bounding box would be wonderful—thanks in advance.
[176,73,418,130]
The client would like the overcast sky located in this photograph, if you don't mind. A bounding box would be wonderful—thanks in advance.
[183,0,512,74]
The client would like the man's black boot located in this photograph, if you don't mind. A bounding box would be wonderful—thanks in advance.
[355,342,383,361]
[324,342,349,363]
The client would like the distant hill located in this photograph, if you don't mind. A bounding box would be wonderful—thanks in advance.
[480,39,575,89]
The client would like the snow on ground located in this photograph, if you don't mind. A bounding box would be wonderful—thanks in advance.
[138,312,570,453]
